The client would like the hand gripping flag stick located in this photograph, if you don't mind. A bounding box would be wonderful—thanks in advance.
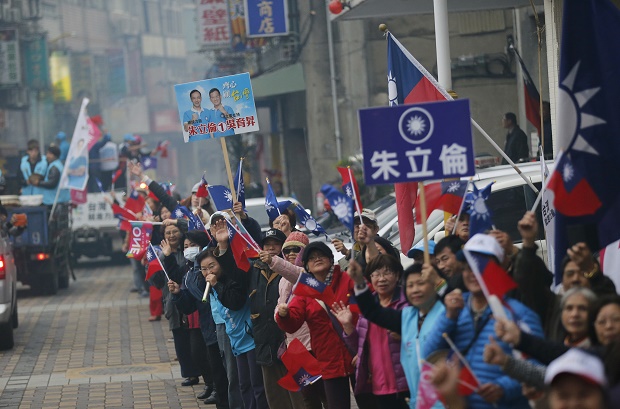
[149,243,170,282]
[201,282,211,303]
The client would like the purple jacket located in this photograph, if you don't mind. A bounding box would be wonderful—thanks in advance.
[344,289,409,395]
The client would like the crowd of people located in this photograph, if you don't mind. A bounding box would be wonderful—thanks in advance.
[102,159,620,409]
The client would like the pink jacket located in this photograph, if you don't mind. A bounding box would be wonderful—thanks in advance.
[269,256,312,350]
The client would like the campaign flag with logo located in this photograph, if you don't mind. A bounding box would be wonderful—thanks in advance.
[196,174,209,198]
[415,362,439,409]
[265,180,281,221]
[234,159,246,209]
[464,182,494,237]
[512,46,541,134]
[277,339,322,392]
[548,0,620,281]
[59,98,91,192]
[208,185,233,211]
[286,202,326,237]
[540,155,556,276]
[126,222,153,259]
[124,189,146,214]
[415,180,469,222]
[292,272,336,306]
[141,156,158,170]
[336,167,363,210]
[320,184,354,235]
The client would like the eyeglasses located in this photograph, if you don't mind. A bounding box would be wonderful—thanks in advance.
[595,316,620,326]
[200,263,218,273]
[283,246,302,255]
[308,253,328,262]
[370,270,395,279]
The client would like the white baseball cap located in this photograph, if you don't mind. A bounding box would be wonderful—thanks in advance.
[209,211,231,225]
[463,233,504,263]
[544,348,607,387]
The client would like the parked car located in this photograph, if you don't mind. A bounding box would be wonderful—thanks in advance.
[0,224,19,350]
[245,196,299,232]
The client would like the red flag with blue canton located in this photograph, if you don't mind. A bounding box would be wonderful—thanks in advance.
[111,203,136,232]
[124,189,146,214]
[196,175,209,198]
[336,167,363,210]
[292,272,336,306]
[512,47,541,134]
[226,222,251,271]
[464,182,494,237]
[548,0,620,284]
[277,339,322,392]
[415,181,469,222]
[387,32,449,254]
[145,245,165,281]
[463,249,517,299]
[231,215,260,258]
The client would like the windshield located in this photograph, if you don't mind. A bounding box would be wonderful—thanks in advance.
[246,204,272,229]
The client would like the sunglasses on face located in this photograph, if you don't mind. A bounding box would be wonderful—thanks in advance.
[282,246,302,255]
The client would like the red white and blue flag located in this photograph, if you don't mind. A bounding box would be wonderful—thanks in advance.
[464,182,494,237]
[141,156,157,170]
[463,246,517,300]
[126,222,153,259]
[196,175,209,198]
[231,215,261,259]
[154,140,169,158]
[226,221,252,272]
[415,181,469,222]
[292,272,336,306]
[387,32,449,254]
[277,339,322,392]
[208,185,233,211]
[124,189,146,214]
[548,0,620,283]
[512,47,541,134]
[111,203,136,232]
[145,245,165,281]
[336,167,363,210]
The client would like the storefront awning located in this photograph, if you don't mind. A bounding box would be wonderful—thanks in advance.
[252,63,305,98]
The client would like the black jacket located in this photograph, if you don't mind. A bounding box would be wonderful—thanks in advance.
[502,126,530,164]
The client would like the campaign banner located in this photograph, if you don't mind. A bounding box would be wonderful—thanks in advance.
[174,72,259,143]
[359,99,475,185]
[245,0,288,37]
[60,99,91,191]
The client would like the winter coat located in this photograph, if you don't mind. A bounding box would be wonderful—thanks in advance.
[422,293,543,409]
[162,249,186,331]
[276,265,356,380]
[344,289,409,396]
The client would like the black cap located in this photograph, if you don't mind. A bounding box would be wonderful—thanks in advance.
[301,241,334,266]
[262,228,287,245]
[47,145,61,158]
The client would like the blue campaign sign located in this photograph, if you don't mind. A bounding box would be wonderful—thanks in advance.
[174,72,259,143]
[359,99,475,185]
[245,0,288,37]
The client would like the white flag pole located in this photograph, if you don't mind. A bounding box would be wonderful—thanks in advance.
[348,167,364,226]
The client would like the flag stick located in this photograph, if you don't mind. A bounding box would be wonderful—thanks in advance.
[149,243,170,282]
[227,219,262,253]
[442,332,481,387]
[530,190,543,212]
[348,167,364,226]
[452,178,472,235]
[201,282,211,303]
[266,178,281,216]
[129,220,163,225]
[220,138,237,207]
[418,182,431,265]
[236,158,244,203]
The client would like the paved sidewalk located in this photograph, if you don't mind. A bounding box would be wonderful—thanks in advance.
[0,260,211,408]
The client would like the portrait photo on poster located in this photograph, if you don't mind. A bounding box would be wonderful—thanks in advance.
[174,72,260,143]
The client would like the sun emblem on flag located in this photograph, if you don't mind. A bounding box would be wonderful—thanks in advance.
[469,194,490,220]
[558,61,606,155]
[225,190,233,203]
[388,71,398,106]
[562,162,574,182]
[298,373,311,386]
[265,201,274,212]
[447,182,461,193]
[345,185,353,198]
[175,208,183,218]
[306,277,320,288]
[332,197,351,223]
[143,158,151,167]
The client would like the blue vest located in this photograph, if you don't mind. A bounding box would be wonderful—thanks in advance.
[401,299,446,409]
[42,159,70,205]
[20,155,47,196]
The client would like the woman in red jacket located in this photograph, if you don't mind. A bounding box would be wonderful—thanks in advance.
[276,241,356,409]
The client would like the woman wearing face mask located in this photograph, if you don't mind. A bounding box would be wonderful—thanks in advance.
[160,225,213,390]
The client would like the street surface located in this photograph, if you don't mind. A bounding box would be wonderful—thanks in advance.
[0,260,210,409]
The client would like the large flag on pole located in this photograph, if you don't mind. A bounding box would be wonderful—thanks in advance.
[387,32,449,254]
[549,0,620,283]
[512,46,541,134]
[59,98,92,192]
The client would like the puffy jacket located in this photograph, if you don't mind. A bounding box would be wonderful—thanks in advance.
[20,155,47,195]
[422,293,543,409]
[276,265,356,380]
[344,289,409,396]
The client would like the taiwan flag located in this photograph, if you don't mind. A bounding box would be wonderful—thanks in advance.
[513,47,541,134]
[196,175,209,198]
[463,247,517,300]
[141,156,157,170]
[145,245,165,281]
[234,159,246,209]
[111,203,136,232]
[464,182,494,237]
[124,189,146,214]
[336,167,363,210]
[320,184,354,235]
[415,180,468,221]
[547,0,620,284]
[226,222,251,272]
[277,339,322,392]
[208,185,233,211]
[387,32,450,254]
[231,215,261,259]
[292,272,335,306]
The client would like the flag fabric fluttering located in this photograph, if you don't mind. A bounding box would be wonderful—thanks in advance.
[277,339,322,392]
[111,168,123,185]
[512,46,541,134]
[463,248,517,300]
[539,154,556,276]
[292,272,336,306]
[320,184,354,235]
[336,167,363,210]
[457,365,480,397]
[146,245,166,281]
[265,181,281,221]
[234,159,246,209]
[387,31,448,254]
[208,185,234,211]
[415,181,469,222]
[171,205,205,231]
[126,222,153,259]
[111,203,136,232]
[154,140,170,158]
[286,202,326,237]
[196,174,209,198]
[59,99,91,192]
[415,362,439,409]
[124,189,146,214]
[225,221,252,271]
[95,178,105,193]
[231,215,261,258]
[141,156,158,170]
[464,182,494,237]
[549,0,620,281]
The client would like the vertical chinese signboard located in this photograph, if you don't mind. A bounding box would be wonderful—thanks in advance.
[23,35,50,89]
[0,29,21,86]
[198,0,231,48]
[50,52,72,102]
[245,0,289,37]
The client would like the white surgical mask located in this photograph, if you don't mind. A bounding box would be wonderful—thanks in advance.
[184,247,200,262]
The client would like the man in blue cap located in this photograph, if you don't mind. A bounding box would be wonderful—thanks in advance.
[407,239,436,266]
[56,131,70,163]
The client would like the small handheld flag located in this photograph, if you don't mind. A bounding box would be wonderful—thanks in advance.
[292,272,336,306]
[464,182,494,236]
[265,179,281,221]
[321,184,354,235]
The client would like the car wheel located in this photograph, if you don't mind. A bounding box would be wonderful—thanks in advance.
[12,302,18,329]
[0,322,14,350]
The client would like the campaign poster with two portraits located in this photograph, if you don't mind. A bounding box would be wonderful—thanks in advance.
[174,72,259,143]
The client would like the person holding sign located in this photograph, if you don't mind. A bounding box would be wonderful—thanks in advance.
[207,88,236,137]
[183,89,209,134]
